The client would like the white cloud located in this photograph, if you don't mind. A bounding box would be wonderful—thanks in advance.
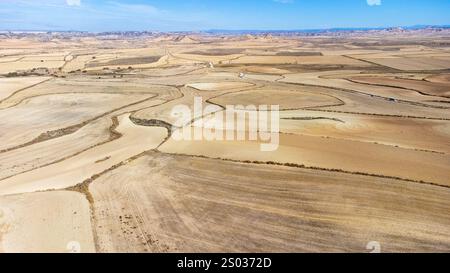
[367,0,381,6]
[66,0,81,6]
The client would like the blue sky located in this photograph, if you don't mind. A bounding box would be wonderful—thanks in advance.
[0,0,449,31]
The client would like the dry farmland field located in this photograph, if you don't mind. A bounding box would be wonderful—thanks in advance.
[0,31,450,253]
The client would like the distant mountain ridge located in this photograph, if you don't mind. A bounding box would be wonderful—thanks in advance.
[205,25,450,35]
[1,25,449,36]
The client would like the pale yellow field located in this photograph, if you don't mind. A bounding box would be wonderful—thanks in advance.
[0,32,449,253]
[361,57,450,70]
[0,77,50,101]
[90,152,450,253]
[0,191,95,253]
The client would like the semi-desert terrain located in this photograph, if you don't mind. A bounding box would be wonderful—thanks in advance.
[0,29,449,253]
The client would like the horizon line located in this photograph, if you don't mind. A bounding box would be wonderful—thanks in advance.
[1,24,449,34]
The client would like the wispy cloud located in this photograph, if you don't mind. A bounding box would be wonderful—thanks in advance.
[106,1,159,15]
[273,0,294,4]
[367,0,381,6]
[66,0,80,6]
[2,0,79,8]
[0,0,207,31]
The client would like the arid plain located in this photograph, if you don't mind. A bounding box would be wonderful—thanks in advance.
[0,30,449,253]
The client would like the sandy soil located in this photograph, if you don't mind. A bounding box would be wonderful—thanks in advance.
[0,77,50,101]
[361,56,450,70]
[0,93,150,151]
[348,76,450,98]
[187,82,254,91]
[0,114,167,195]
[0,191,95,253]
[90,152,450,253]
[0,33,449,253]
[210,87,343,110]
[280,110,450,153]
[160,127,450,186]
[231,55,372,66]
[280,72,450,119]
[0,117,112,180]
[0,79,164,107]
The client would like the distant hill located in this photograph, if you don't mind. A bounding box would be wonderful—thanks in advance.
[173,35,197,43]
[204,25,450,35]
[2,25,449,38]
